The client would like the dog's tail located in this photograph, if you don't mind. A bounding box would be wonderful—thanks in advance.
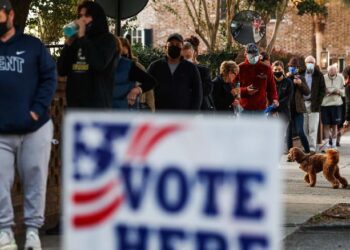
[325,149,339,164]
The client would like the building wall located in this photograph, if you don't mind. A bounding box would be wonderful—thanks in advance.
[135,0,350,67]
[133,0,218,52]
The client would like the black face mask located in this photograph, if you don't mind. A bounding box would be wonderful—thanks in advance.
[274,71,283,78]
[167,45,181,59]
[0,20,9,37]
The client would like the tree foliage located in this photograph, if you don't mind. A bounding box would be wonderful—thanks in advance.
[27,0,79,44]
[293,0,328,16]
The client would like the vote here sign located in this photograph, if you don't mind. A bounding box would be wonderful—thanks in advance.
[63,113,283,250]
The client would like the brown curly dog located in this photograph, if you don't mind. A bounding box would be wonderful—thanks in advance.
[288,147,348,189]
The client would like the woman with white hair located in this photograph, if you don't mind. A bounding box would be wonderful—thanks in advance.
[320,64,345,151]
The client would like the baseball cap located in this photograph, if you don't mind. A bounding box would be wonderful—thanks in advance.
[246,43,259,56]
[167,33,183,43]
[0,0,12,11]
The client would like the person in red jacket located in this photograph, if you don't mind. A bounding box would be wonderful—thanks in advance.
[238,43,279,115]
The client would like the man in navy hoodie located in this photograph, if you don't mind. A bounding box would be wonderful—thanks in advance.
[0,1,57,249]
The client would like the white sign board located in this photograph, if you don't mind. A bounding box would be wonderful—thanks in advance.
[63,113,283,250]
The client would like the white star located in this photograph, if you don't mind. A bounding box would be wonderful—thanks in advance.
[77,155,96,177]
[80,126,104,149]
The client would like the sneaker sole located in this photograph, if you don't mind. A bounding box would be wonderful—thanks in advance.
[0,244,17,250]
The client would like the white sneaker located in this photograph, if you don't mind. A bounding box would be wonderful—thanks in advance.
[24,231,41,250]
[319,142,329,153]
[0,230,17,250]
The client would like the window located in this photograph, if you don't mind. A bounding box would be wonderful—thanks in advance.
[126,28,153,47]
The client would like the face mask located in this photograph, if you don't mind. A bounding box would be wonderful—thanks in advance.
[0,19,9,37]
[306,63,314,72]
[274,71,283,78]
[328,74,337,79]
[288,67,298,75]
[247,54,259,65]
[86,22,93,32]
[168,45,182,59]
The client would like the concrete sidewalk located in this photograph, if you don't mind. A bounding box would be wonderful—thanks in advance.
[281,131,350,249]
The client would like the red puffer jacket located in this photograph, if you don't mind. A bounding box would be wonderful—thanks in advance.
[238,60,278,111]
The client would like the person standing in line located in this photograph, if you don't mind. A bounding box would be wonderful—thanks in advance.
[319,65,345,151]
[182,36,215,111]
[271,61,293,144]
[112,37,156,110]
[57,1,116,108]
[0,1,57,249]
[342,66,350,129]
[286,57,311,154]
[147,33,202,111]
[119,37,156,111]
[238,43,279,115]
[299,55,326,153]
[212,61,240,112]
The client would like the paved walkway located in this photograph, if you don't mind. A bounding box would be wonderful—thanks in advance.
[281,131,350,249]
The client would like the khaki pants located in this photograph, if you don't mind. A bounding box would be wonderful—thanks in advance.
[303,101,319,152]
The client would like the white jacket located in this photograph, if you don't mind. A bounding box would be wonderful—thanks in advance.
[321,73,345,106]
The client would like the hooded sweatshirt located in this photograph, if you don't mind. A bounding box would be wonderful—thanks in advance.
[238,59,278,111]
[0,29,57,134]
[58,2,116,108]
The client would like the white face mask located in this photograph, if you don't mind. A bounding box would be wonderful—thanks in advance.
[247,54,259,65]
[306,63,314,72]
[328,74,337,79]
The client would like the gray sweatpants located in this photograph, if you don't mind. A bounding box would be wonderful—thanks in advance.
[0,120,53,229]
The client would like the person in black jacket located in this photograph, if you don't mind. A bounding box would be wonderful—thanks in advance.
[286,57,310,154]
[183,36,215,111]
[271,60,293,122]
[147,33,202,111]
[58,1,116,108]
[212,61,240,112]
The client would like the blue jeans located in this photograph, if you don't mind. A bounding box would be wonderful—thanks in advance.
[287,113,310,152]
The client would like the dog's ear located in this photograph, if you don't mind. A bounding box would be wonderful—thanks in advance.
[287,148,295,161]
[293,148,305,162]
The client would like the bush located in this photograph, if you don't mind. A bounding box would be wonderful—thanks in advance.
[132,44,165,69]
[198,50,239,76]
[270,49,304,71]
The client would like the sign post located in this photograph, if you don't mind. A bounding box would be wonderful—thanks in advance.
[114,0,120,35]
[63,113,283,250]
[96,0,149,36]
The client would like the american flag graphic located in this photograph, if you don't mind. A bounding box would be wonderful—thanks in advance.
[71,122,182,229]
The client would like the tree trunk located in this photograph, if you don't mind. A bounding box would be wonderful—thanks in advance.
[266,0,288,55]
[313,14,326,66]
[225,0,236,49]
[11,0,32,31]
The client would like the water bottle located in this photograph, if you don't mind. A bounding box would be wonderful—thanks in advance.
[63,22,78,38]
[234,82,240,99]
[232,81,241,117]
